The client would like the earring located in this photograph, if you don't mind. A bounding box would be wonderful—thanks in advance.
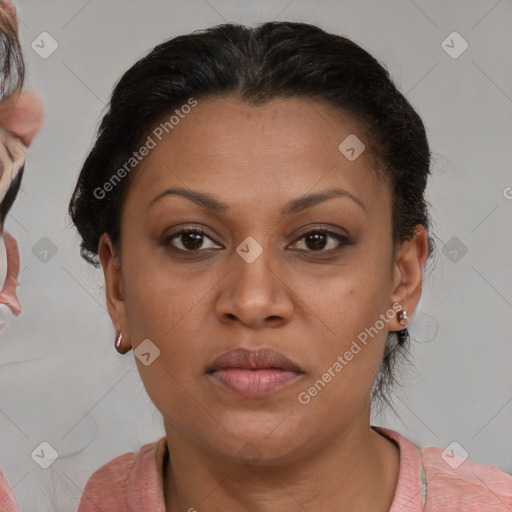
[397,310,409,326]
[115,332,128,354]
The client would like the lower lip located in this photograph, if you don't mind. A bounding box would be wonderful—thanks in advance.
[208,368,303,398]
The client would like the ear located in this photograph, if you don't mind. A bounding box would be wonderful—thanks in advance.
[389,225,429,331]
[98,233,132,353]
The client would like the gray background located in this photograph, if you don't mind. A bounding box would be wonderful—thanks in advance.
[0,0,511,510]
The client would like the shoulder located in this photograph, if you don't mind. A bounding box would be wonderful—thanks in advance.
[421,445,512,511]
[77,437,168,512]
[374,426,512,511]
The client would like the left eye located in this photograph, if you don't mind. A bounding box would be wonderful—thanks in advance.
[289,229,348,252]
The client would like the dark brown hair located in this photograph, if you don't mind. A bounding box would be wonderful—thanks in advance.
[0,3,25,232]
[0,5,24,100]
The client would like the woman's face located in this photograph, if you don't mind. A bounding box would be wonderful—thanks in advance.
[100,96,426,463]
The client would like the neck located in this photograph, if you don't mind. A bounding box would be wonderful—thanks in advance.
[163,414,400,512]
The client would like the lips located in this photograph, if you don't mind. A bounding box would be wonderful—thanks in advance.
[207,348,304,398]
[208,347,302,372]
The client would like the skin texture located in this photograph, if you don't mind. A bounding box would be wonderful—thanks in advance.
[99,96,428,511]
[0,0,44,147]
[0,91,44,147]
[0,0,44,313]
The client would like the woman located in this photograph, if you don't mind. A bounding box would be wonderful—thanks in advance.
[0,0,43,510]
[0,0,43,329]
[69,21,512,511]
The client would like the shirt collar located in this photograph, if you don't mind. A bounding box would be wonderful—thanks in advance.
[124,428,426,512]
[372,425,425,512]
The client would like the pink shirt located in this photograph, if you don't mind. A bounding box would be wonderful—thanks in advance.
[74,426,512,511]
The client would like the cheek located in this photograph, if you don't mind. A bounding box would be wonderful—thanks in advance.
[121,251,217,381]
[301,255,394,393]
[124,267,208,418]
[297,286,390,420]
[316,256,392,336]
[121,246,195,338]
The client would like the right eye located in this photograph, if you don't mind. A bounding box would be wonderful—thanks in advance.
[163,227,222,253]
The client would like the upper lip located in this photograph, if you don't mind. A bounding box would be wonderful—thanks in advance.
[207,348,303,372]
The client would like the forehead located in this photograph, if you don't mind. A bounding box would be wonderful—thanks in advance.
[126,96,388,218]
[148,95,368,161]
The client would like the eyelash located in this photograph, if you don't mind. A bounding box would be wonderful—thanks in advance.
[161,225,350,255]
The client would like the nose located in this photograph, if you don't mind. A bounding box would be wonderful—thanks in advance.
[214,239,294,329]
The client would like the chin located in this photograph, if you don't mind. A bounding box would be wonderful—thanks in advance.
[199,410,312,464]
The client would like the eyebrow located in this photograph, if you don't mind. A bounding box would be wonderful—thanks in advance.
[149,186,367,216]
